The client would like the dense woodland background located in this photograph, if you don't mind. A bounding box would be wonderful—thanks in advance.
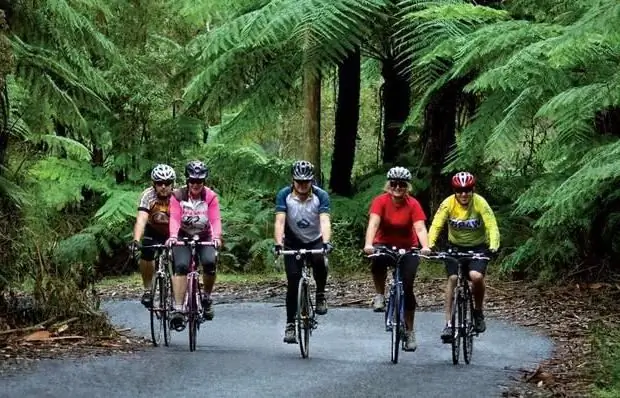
[0,0,619,325]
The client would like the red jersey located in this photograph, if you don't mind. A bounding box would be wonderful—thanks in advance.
[369,193,427,248]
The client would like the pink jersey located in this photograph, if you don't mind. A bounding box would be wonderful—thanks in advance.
[169,187,222,241]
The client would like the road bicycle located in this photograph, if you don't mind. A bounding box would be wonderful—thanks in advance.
[140,243,174,347]
[172,236,217,352]
[367,245,420,364]
[279,248,327,359]
[431,250,490,364]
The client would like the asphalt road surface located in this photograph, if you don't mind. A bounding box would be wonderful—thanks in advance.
[0,301,553,398]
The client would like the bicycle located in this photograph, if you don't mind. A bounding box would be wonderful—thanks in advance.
[278,248,327,359]
[171,235,217,352]
[140,243,174,347]
[366,245,419,364]
[431,249,490,365]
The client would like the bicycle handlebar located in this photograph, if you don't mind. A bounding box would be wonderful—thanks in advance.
[279,248,326,256]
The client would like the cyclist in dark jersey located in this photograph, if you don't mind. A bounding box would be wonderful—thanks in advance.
[131,164,176,308]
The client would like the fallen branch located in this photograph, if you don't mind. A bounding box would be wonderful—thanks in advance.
[0,317,57,336]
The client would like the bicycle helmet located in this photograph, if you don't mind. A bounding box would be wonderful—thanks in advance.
[292,160,314,181]
[451,171,475,189]
[150,164,176,182]
[386,166,411,181]
[185,160,208,180]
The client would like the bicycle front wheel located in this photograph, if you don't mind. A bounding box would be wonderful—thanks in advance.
[463,289,474,364]
[149,274,165,347]
[188,276,198,352]
[390,288,401,364]
[297,278,311,358]
[163,271,172,347]
[451,291,461,365]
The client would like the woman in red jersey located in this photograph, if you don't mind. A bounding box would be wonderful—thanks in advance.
[363,166,431,352]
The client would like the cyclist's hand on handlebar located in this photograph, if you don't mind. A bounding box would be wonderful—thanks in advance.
[488,247,498,258]
[129,240,141,253]
[323,242,334,254]
[273,244,283,256]
[165,237,178,247]
[363,245,374,255]
[213,238,222,249]
[419,246,431,256]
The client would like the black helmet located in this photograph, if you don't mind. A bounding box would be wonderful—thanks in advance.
[185,160,208,179]
[292,160,314,181]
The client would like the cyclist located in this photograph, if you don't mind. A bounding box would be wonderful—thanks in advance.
[166,160,222,328]
[427,171,500,342]
[274,160,333,344]
[363,166,431,352]
[131,164,176,308]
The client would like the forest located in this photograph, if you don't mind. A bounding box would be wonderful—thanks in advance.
[0,0,619,394]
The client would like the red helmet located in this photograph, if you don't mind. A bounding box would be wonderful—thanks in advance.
[451,172,475,189]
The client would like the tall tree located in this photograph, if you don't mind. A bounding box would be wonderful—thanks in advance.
[329,49,361,195]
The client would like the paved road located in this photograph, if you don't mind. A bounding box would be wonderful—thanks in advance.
[0,301,552,398]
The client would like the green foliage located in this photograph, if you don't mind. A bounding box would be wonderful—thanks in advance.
[401,0,620,277]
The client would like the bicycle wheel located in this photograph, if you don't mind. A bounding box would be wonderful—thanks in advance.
[297,278,311,358]
[463,288,474,364]
[163,271,172,347]
[390,286,401,364]
[188,275,198,352]
[451,291,461,365]
[149,274,164,346]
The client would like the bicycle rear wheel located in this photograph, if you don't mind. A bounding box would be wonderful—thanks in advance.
[463,289,474,364]
[149,274,165,347]
[451,291,461,365]
[188,276,198,352]
[390,287,401,364]
[297,278,311,358]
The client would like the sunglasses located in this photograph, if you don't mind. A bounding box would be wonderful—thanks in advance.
[389,180,408,188]
[187,179,205,185]
[294,180,312,184]
[155,180,173,187]
[454,188,473,194]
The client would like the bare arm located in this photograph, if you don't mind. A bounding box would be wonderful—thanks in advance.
[364,213,381,247]
[414,220,429,248]
[274,212,286,246]
[132,211,149,242]
[320,213,331,243]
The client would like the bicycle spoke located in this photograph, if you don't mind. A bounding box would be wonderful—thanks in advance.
[391,286,401,364]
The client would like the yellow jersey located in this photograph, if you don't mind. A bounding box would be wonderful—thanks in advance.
[428,193,500,250]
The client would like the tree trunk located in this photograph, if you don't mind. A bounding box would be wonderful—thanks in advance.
[381,58,411,164]
[302,66,322,185]
[329,49,360,196]
[0,7,11,169]
[416,78,471,218]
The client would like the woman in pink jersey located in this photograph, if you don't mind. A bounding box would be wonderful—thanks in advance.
[166,160,222,327]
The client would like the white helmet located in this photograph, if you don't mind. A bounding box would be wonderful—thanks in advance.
[387,166,411,181]
[151,164,176,182]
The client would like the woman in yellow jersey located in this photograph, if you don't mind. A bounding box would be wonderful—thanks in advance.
[427,171,500,342]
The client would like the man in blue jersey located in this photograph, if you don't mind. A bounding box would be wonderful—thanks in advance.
[274,160,334,344]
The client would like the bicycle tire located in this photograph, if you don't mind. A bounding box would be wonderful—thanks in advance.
[390,286,401,364]
[149,275,164,347]
[188,275,198,352]
[451,291,461,365]
[297,278,310,358]
[163,271,172,347]
[463,288,474,364]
